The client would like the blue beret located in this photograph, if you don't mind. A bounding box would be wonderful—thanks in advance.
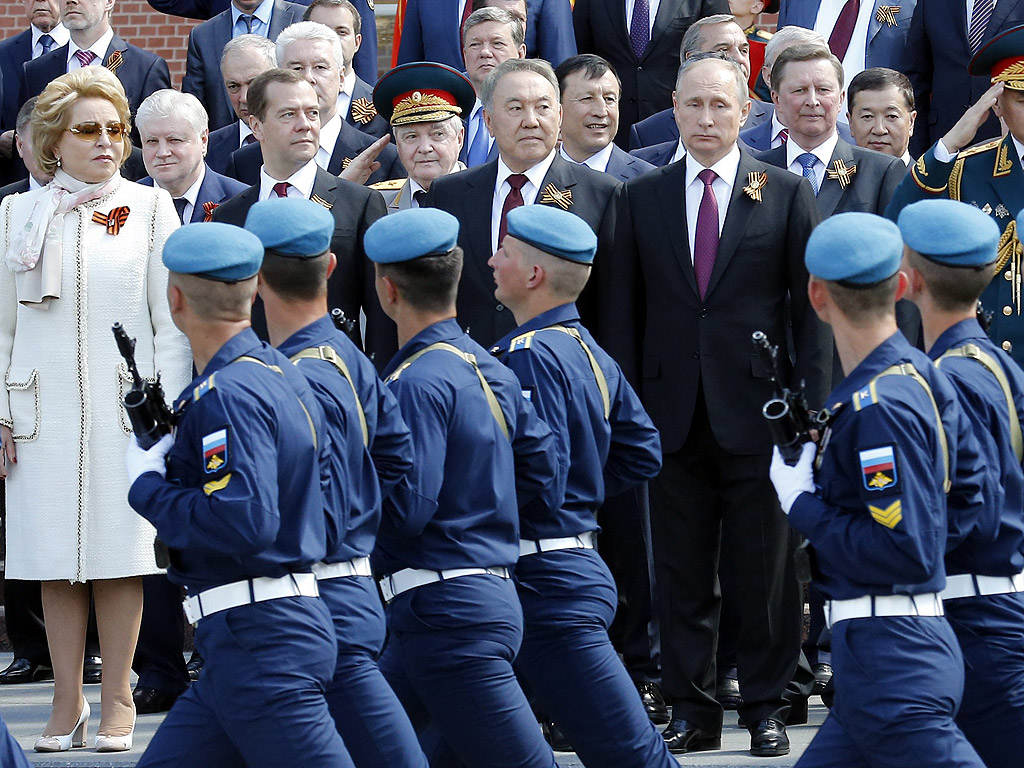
[373,62,476,125]
[364,208,460,264]
[505,206,597,264]
[898,200,999,268]
[969,23,1024,90]
[243,198,334,259]
[163,222,263,281]
[805,212,903,285]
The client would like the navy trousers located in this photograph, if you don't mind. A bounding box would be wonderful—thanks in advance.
[0,711,30,768]
[379,574,557,768]
[137,596,353,768]
[946,592,1024,768]
[513,549,677,768]
[319,574,428,768]
[132,574,190,696]
[797,616,984,768]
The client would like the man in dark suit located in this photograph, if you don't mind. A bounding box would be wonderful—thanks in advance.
[424,58,620,347]
[573,0,731,147]
[904,0,1024,157]
[846,66,916,166]
[475,0,577,64]
[22,0,170,146]
[304,0,389,138]
[146,0,380,84]
[606,53,828,758]
[205,34,277,174]
[213,68,392,363]
[183,0,306,132]
[226,21,404,185]
[627,14,772,150]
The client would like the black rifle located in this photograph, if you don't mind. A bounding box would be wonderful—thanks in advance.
[752,331,814,465]
[113,322,176,568]
[330,307,357,339]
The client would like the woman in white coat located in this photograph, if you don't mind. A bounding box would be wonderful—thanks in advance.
[0,68,190,752]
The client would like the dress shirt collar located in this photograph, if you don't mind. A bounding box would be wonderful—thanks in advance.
[408,177,427,204]
[258,159,318,201]
[231,0,274,29]
[495,149,557,196]
[68,27,113,69]
[771,113,788,144]
[315,112,343,168]
[671,139,687,164]
[559,142,614,172]
[341,70,355,98]
[32,23,68,55]
[787,130,840,170]
[238,120,253,145]
[684,145,741,190]
[901,150,912,167]
[177,164,206,209]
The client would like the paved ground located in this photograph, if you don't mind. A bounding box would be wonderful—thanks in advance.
[0,652,827,767]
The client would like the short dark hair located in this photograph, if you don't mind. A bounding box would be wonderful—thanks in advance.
[554,54,621,97]
[304,0,361,36]
[247,68,309,122]
[260,251,331,302]
[905,249,994,312]
[377,247,463,313]
[824,273,900,323]
[15,97,37,134]
[471,0,527,21]
[847,67,915,113]
[771,43,844,91]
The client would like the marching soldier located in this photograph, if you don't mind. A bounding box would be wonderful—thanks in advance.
[769,212,988,767]
[887,24,1024,364]
[898,199,1024,768]
[365,208,563,768]
[244,197,427,768]
[126,223,354,768]
[486,205,672,768]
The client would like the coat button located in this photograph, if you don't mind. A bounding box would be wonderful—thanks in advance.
[699,308,708,318]
[496,304,504,311]
[1007,270,1014,281]
[1004,341,1013,352]
[1004,306,1014,316]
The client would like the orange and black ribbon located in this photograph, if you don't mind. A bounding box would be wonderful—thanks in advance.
[203,201,218,222]
[92,206,130,235]
[105,50,123,75]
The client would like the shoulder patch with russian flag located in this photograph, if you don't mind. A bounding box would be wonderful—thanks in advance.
[860,444,898,492]
[202,428,228,474]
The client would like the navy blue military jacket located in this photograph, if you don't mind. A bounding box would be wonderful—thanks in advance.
[930,318,1024,577]
[789,333,985,600]
[373,319,561,575]
[491,303,661,540]
[129,328,335,592]
[278,314,414,563]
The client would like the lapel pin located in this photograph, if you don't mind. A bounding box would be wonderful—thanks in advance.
[202,201,218,222]
[540,183,573,210]
[826,159,857,189]
[92,206,129,235]
[875,6,900,26]
[105,50,123,75]
[351,98,377,125]
[311,193,333,210]
[743,171,767,202]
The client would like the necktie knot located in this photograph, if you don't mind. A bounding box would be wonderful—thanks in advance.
[74,49,97,67]
[697,168,717,187]
[779,128,790,144]
[506,173,528,192]
[272,181,291,198]
[240,14,254,33]
[39,34,55,54]
[413,190,426,207]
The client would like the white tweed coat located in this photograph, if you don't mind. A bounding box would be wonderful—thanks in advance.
[0,175,192,582]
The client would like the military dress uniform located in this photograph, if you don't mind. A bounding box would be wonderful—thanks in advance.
[365,210,563,768]
[127,225,354,768]
[244,198,428,768]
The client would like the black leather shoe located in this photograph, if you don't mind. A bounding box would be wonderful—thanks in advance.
[813,663,833,695]
[749,719,790,757]
[0,658,53,684]
[186,651,204,682]
[133,686,178,714]
[662,719,722,755]
[541,719,574,752]
[83,656,102,684]
[716,670,742,710]
[635,680,670,724]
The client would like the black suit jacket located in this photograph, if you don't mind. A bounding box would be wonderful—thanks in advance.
[606,148,830,454]
[139,164,247,222]
[225,121,405,186]
[346,76,390,139]
[423,153,621,346]
[206,123,244,175]
[212,166,394,365]
[574,0,731,146]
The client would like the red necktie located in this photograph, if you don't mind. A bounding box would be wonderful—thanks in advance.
[74,49,97,68]
[273,181,291,198]
[242,134,258,145]
[693,169,719,300]
[828,0,860,61]
[779,128,789,145]
[497,174,528,247]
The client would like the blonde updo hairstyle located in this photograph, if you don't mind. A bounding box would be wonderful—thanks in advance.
[32,67,133,176]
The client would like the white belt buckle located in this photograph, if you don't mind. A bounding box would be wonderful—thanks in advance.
[379,576,396,602]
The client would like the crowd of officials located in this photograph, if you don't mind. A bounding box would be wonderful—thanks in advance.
[0,0,1023,766]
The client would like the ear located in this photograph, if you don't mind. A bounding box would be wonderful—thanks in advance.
[482,106,493,136]
[807,276,830,323]
[907,109,917,138]
[325,251,338,280]
[894,270,909,302]
[354,32,362,53]
[167,282,186,315]
[249,115,264,143]
[527,262,544,290]
[200,128,209,157]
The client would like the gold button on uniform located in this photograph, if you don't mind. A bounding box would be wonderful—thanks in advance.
[1007,271,1014,281]
[1004,341,1013,352]
[1005,306,1014,316]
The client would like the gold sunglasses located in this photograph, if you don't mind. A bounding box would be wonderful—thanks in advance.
[66,121,128,141]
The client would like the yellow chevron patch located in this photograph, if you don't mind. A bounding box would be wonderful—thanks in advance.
[203,473,232,496]
[869,499,902,529]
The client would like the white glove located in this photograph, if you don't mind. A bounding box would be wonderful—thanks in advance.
[769,442,817,514]
[125,433,174,486]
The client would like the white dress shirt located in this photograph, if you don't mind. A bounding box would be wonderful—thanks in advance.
[671,139,687,164]
[491,149,558,254]
[559,142,615,172]
[67,27,113,70]
[32,23,68,59]
[238,120,254,147]
[408,178,427,208]
[813,0,875,101]
[786,131,841,192]
[316,113,344,170]
[900,150,912,167]
[625,0,662,35]
[338,70,356,122]
[168,165,206,223]
[259,159,319,201]
[684,145,740,261]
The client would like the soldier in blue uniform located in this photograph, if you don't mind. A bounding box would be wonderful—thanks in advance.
[486,205,673,768]
[886,24,1024,364]
[244,197,428,768]
[125,223,355,768]
[365,208,562,768]
[898,199,1024,768]
[769,213,988,768]
[0,711,30,768]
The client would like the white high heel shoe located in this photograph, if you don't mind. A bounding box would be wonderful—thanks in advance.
[34,699,90,752]
[94,709,136,752]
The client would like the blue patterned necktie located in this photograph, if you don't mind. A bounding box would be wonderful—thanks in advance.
[798,153,819,195]
[466,110,489,166]
[39,34,55,55]
[968,0,995,53]
[629,0,650,59]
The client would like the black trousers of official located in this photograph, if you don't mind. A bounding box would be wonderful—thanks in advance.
[649,390,802,731]
[132,575,190,696]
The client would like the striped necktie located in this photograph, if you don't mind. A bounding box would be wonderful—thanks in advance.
[968,0,995,53]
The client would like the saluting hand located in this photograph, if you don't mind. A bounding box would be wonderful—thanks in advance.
[339,134,392,185]
[942,82,1004,155]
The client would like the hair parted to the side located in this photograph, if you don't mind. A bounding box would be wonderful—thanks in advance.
[463,7,525,49]
[377,247,464,313]
[247,68,310,122]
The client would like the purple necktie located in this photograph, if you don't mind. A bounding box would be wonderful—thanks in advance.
[630,0,650,59]
[74,49,97,68]
[968,0,995,53]
[693,168,719,300]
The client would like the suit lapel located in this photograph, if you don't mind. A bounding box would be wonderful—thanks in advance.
[705,151,762,298]
[268,0,292,38]
[464,163,498,285]
[311,167,339,207]
[603,0,635,59]
[211,12,233,55]
[657,161,697,295]
[649,0,682,59]
[815,139,853,217]
[537,155,580,213]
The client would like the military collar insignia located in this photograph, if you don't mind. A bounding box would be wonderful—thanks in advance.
[105,50,123,75]
[540,183,572,210]
[351,97,377,125]
[875,6,900,26]
[202,201,218,222]
[826,158,857,188]
[743,171,767,202]
[995,203,1012,219]
[994,140,1014,177]
[311,193,333,210]
[92,206,129,235]
[982,202,993,215]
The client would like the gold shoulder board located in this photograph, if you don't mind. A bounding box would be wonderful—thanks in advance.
[370,179,407,190]
[960,137,1003,159]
